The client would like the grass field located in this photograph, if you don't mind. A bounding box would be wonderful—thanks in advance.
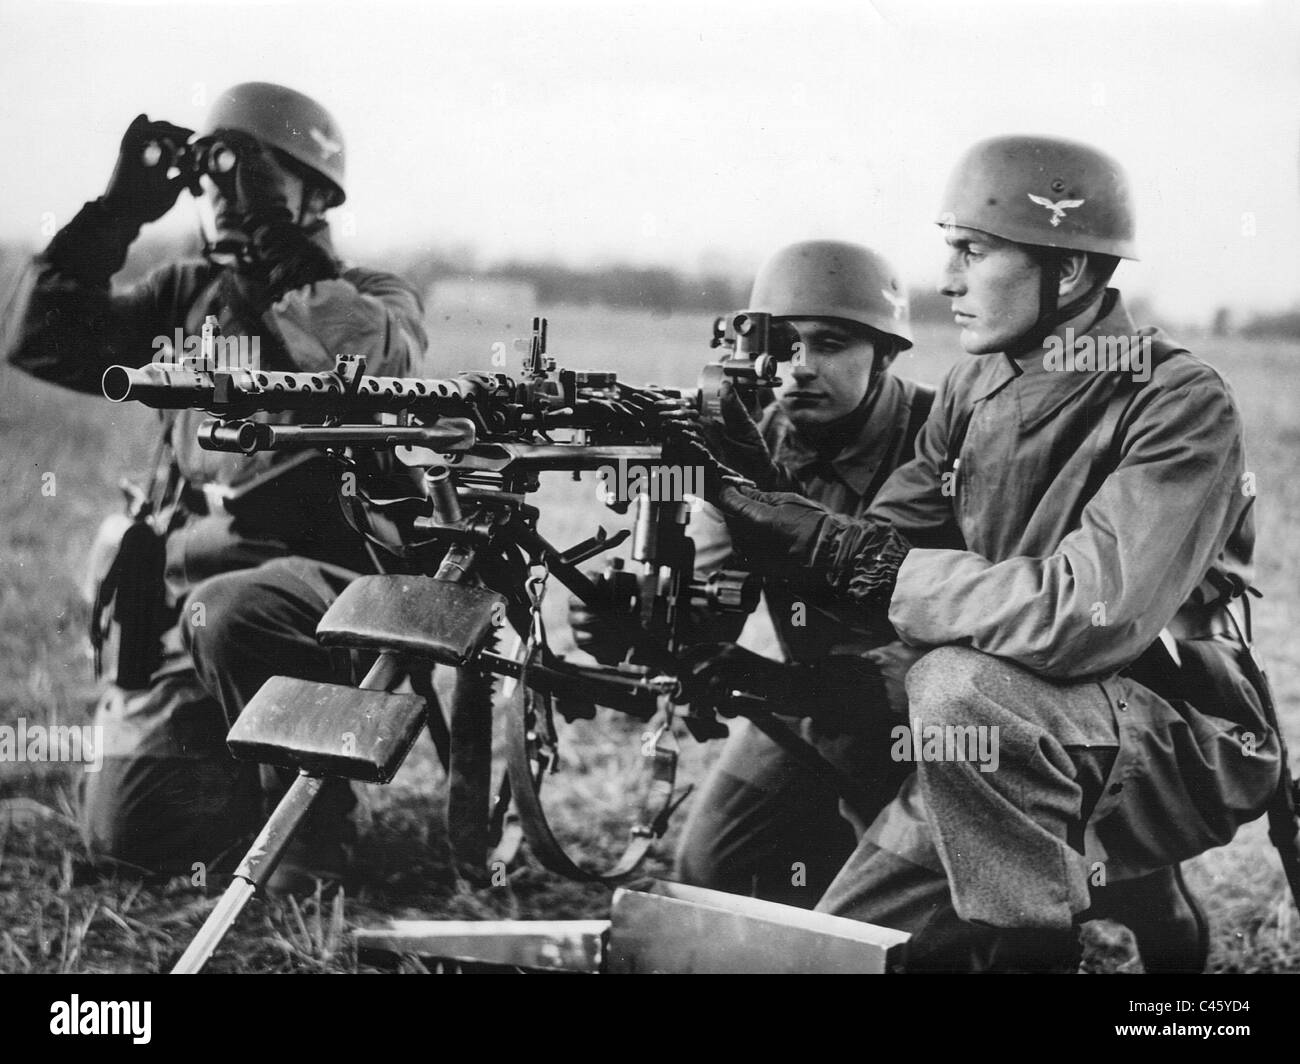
[1,294,1298,973]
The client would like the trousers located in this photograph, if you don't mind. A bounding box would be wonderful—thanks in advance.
[675,640,919,907]
[81,510,365,874]
[679,643,1278,967]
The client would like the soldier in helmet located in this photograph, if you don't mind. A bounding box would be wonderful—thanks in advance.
[675,136,1277,970]
[5,82,428,885]
[572,240,934,906]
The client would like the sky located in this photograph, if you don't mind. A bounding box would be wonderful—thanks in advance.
[0,0,1297,322]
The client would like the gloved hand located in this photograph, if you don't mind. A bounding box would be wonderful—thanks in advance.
[102,114,196,222]
[713,479,832,572]
[658,381,785,490]
[567,570,637,665]
[583,394,656,438]
[611,383,694,439]
[679,643,892,735]
[713,477,913,616]
[678,643,796,710]
[654,405,749,500]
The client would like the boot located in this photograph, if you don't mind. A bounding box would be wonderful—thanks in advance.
[1082,864,1209,973]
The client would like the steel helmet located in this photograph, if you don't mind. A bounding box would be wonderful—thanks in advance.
[201,82,346,207]
[937,134,1137,260]
[748,240,913,350]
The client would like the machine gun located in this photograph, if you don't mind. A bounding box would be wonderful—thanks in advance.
[105,314,865,972]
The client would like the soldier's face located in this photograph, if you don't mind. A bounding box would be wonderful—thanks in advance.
[206,160,306,239]
[776,318,878,426]
[939,226,1042,354]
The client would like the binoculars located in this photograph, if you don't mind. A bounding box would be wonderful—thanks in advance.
[141,136,239,192]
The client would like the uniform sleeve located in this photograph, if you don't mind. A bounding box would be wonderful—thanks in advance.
[888,375,1246,679]
[5,201,174,393]
[262,267,429,377]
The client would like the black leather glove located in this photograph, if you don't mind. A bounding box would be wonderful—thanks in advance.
[679,643,794,709]
[612,383,691,438]
[659,381,786,490]
[680,643,892,735]
[568,570,638,665]
[101,114,195,222]
[654,405,749,501]
[583,395,654,438]
[714,478,912,612]
[712,480,832,572]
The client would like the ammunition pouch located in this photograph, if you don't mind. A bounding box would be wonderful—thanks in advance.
[88,507,171,689]
[1126,632,1273,740]
[218,450,349,547]
[1124,629,1282,828]
[219,448,422,569]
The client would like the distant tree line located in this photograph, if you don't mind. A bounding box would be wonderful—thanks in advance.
[1238,308,1300,341]
[394,251,744,315]
[2,237,1296,337]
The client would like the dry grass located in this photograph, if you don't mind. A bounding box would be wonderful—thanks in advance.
[1,293,1298,972]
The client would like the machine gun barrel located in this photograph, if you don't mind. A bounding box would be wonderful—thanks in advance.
[102,361,508,417]
[196,418,480,455]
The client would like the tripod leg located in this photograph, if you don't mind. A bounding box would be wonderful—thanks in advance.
[172,653,409,973]
[172,772,325,974]
[447,663,496,883]
[410,667,451,772]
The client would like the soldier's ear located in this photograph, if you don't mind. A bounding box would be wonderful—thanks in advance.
[874,338,899,373]
[1057,251,1091,300]
[305,186,330,218]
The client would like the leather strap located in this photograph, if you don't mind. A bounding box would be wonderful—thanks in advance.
[446,658,498,884]
[505,644,682,884]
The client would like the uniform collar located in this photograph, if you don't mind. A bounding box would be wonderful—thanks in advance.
[966,289,1138,426]
[765,371,910,495]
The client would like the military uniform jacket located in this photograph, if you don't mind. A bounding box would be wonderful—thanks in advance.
[6,199,430,588]
[869,289,1253,679]
[864,290,1274,873]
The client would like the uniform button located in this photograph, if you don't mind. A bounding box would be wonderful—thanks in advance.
[1117,699,1128,711]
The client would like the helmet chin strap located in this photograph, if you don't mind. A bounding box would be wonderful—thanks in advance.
[1006,249,1108,356]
